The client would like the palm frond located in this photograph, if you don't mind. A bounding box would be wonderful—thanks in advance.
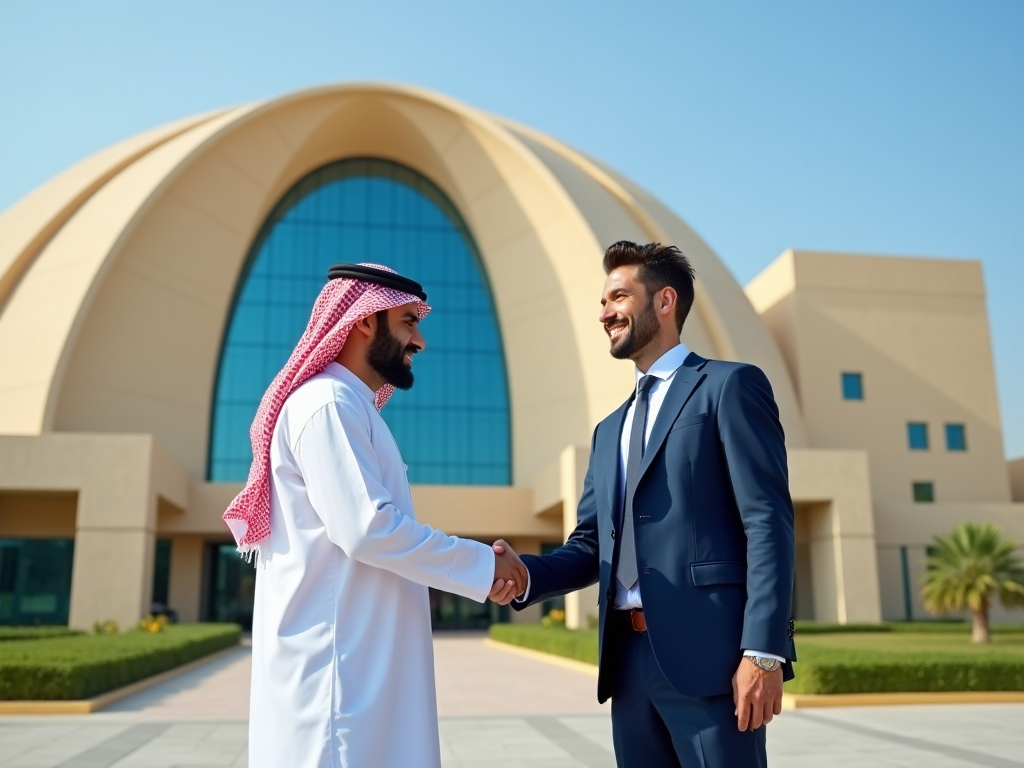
[921,523,1024,615]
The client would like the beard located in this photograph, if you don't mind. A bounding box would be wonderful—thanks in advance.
[608,297,660,360]
[367,318,416,390]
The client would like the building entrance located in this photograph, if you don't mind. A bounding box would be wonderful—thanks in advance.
[203,543,256,630]
[429,588,508,630]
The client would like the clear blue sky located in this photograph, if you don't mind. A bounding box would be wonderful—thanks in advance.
[2,1,1021,458]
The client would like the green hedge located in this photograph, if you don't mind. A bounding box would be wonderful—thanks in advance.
[787,646,1024,694]
[787,658,1024,694]
[490,624,598,665]
[0,623,241,700]
[488,624,1024,694]
[794,620,1024,635]
[0,627,82,642]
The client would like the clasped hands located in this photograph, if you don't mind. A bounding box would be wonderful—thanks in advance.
[489,539,527,604]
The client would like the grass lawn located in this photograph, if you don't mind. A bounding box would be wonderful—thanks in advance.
[0,623,241,700]
[489,623,1024,694]
[797,631,1024,655]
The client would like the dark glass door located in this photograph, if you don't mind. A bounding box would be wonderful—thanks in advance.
[0,539,74,626]
[204,543,256,630]
[429,588,508,630]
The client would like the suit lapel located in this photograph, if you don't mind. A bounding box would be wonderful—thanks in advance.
[637,353,707,481]
[602,397,632,528]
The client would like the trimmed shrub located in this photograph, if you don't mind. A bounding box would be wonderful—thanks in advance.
[786,653,1024,694]
[487,623,1024,694]
[0,623,240,700]
[490,624,598,665]
[0,627,82,642]
[794,620,1024,635]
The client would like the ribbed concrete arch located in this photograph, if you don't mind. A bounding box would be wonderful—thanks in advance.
[0,111,226,308]
[0,82,805,488]
[0,105,262,437]
[498,119,808,447]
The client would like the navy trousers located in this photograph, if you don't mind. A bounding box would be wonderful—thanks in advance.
[609,625,767,768]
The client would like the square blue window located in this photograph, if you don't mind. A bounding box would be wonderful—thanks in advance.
[945,424,967,451]
[841,372,863,400]
[912,482,935,503]
[907,422,929,450]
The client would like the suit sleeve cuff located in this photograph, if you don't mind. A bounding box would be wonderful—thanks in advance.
[743,649,786,663]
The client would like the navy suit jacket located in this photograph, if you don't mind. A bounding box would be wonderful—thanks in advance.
[514,352,796,701]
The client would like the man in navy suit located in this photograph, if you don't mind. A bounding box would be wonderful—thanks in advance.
[501,241,796,767]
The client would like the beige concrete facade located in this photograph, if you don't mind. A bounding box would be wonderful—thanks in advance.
[747,250,1024,621]
[1010,458,1024,502]
[0,84,1018,630]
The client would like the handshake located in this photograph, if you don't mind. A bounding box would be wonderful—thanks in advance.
[488,539,527,606]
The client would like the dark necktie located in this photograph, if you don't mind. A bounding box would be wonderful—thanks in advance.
[615,374,656,592]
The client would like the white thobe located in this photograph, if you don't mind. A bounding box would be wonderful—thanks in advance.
[249,362,495,768]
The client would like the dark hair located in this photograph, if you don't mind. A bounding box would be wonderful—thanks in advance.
[603,241,695,333]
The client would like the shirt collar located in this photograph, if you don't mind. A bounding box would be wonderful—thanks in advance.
[635,343,690,386]
[325,362,377,405]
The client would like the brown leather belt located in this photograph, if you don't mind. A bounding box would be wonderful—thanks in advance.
[615,609,647,633]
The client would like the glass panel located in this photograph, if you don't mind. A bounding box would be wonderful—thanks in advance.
[429,587,509,630]
[540,541,566,618]
[0,539,74,626]
[946,424,967,451]
[912,482,935,503]
[841,372,863,400]
[151,539,172,612]
[210,158,510,486]
[204,543,256,630]
[907,422,929,451]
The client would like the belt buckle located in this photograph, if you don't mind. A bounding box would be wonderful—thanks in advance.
[630,609,646,633]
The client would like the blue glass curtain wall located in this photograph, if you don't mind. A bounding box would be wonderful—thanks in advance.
[209,158,511,485]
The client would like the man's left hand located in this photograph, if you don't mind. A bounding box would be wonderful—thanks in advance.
[732,658,783,731]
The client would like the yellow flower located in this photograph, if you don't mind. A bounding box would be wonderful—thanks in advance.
[138,614,168,633]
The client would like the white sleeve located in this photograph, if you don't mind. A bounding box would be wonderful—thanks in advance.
[295,400,495,602]
[513,571,531,604]
[743,650,787,663]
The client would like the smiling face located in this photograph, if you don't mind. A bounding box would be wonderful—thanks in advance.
[599,266,661,361]
[366,302,425,390]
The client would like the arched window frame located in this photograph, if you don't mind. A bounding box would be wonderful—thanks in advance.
[207,157,512,485]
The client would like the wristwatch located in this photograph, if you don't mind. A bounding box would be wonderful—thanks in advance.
[747,655,782,673]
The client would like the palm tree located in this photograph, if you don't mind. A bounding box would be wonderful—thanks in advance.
[922,522,1024,643]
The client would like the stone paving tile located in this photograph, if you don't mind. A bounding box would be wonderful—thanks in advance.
[0,724,132,767]
[439,717,578,766]
[97,646,252,722]
[809,703,1024,764]
[433,633,606,717]
[108,724,248,767]
[3,635,1024,767]
[58,725,170,768]
[770,709,1024,768]
[2,711,1024,767]
[553,716,615,756]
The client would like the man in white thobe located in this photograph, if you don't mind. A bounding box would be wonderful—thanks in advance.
[225,264,525,768]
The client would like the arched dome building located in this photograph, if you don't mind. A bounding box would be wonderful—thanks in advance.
[2,84,1020,631]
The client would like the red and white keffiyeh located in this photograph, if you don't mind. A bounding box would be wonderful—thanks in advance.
[222,264,430,558]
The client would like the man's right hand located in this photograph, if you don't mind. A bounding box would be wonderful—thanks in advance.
[490,539,527,605]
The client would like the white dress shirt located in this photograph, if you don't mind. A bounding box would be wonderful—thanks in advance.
[613,343,692,609]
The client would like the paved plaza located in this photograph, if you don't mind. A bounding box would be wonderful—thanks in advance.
[1,634,1022,767]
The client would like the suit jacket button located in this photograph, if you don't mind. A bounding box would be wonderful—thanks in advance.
[606,590,613,600]
[611,529,616,539]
